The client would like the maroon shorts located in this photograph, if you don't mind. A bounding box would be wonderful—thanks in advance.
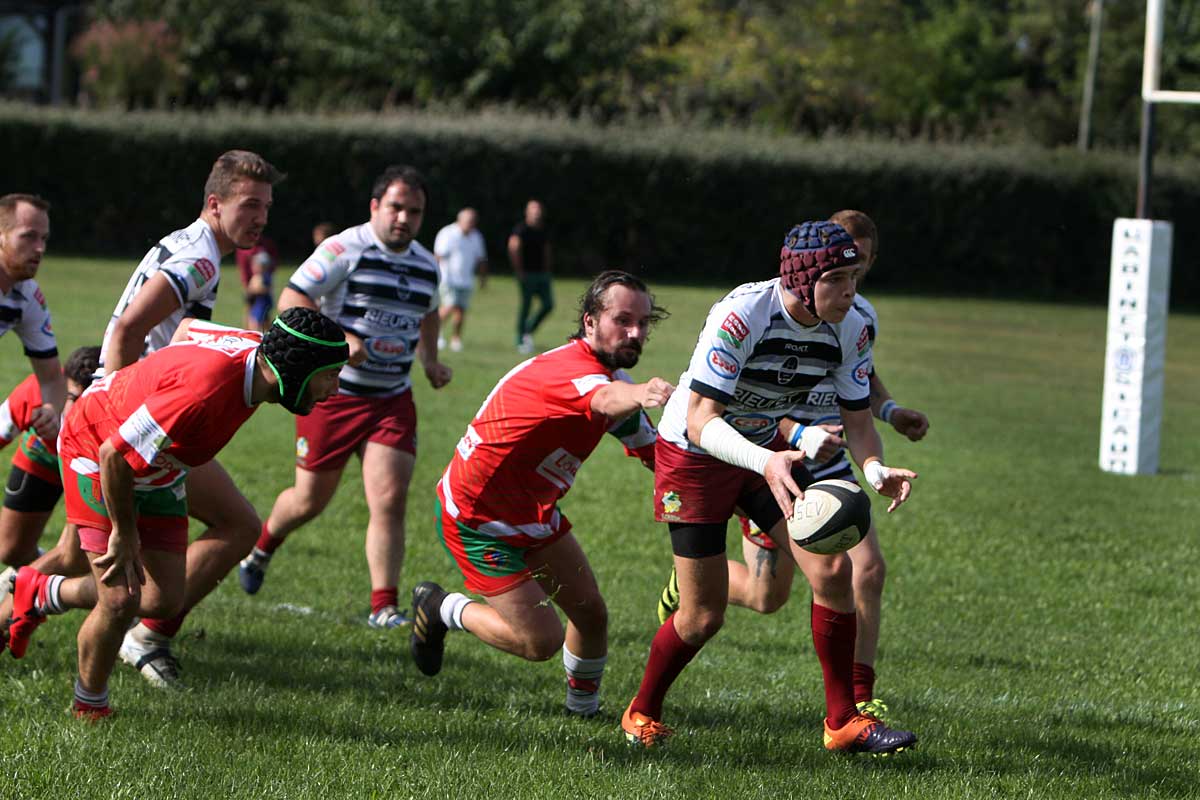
[653,435,789,524]
[295,390,417,471]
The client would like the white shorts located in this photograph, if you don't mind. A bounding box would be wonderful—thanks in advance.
[440,284,474,310]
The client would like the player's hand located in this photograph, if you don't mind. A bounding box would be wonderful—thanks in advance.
[426,362,453,389]
[864,461,917,513]
[95,529,145,593]
[891,408,929,442]
[796,424,846,461]
[637,378,674,410]
[346,332,368,367]
[764,449,808,519]
[29,403,59,443]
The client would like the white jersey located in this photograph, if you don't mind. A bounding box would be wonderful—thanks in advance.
[659,279,872,453]
[789,293,880,479]
[433,224,487,289]
[286,223,439,397]
[101,218,221,365]
[0,279,57,358]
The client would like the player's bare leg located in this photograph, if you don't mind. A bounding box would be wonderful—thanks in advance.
[77,547,184,715]
[848,524,886,713]
[0,508,51,567]
[361,441,413,627]
[240,465,343,594]
[727,529,794,613]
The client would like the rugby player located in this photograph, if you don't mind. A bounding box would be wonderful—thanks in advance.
[240,165,452,630]
[4,309,347,719]
[621,221,919,754]
[409,270,669,717]
[655,210,931,721]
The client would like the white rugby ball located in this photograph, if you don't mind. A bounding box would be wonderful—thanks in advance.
[787,479,871,555]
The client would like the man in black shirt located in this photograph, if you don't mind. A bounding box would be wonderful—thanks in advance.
[508,199,553,353]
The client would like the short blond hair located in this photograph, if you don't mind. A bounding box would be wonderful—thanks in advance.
[203,150,285,202]
[0,194,50,232]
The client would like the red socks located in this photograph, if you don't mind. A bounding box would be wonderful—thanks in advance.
[255,522,285,554]
[630,614,702,720]
[143,610,187,638]
[853,662,876,705]
[370,588,398,615]
[811,603,858,729]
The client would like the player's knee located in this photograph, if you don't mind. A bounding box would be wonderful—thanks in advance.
[139,588,185,620]
[746,587,790,615]
[677,606,725,643]
[852,556,886,598]
[806,553,853,596]
[97,587,142,620]
[0,537,35,567]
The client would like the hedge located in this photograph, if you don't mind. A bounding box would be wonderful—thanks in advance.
[4,104,1198,306]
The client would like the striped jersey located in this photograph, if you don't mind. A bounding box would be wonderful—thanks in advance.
[785,293,879,479]
[658,279,872,453]
[101,218,221,365]
[0,279,57,358]
[287,223,438,397]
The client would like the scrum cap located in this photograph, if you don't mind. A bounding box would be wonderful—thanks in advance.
[778,221,860,316]
[259,307,348,414]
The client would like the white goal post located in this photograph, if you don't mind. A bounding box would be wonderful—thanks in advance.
[1099,0,1194,475]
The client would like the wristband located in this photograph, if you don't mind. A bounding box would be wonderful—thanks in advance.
[863,460,888,490]
[787,423,806,449]
[699,416,773,475]
[878,399,898,424]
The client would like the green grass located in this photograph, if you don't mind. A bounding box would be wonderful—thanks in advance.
[2,257,1199,799]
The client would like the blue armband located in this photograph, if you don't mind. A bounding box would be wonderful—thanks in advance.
[787,423,805,449]
[878,399,898,424]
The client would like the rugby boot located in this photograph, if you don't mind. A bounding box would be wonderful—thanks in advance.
[622,701,673,748]
[410,581,448,676]
[823,713,916,756]
[7,566,50,658]
[656,566,680,625]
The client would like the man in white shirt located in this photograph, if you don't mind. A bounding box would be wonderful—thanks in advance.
[433,208,488,352]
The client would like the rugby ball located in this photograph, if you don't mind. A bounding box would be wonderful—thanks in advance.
[787,479,871,555]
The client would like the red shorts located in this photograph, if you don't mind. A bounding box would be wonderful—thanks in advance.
[653,435,789,524]
[62,465,189,555]
[295,390,417,471]
[436,482,571,596]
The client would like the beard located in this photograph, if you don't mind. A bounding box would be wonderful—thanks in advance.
[594,340,642,370]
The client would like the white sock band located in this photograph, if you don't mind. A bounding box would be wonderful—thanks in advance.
[439,592,473,631]
[74,677,109,707]
[42,574,66,615]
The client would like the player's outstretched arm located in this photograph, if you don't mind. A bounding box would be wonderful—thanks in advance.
[843,406,917,513]
[590,377,673,420]
[870,372,929,442]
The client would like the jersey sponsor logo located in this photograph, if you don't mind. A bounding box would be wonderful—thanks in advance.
[805,389,838,407]
[571,374,610,397]
[706,347,739,380]
[302,261,328,283]
[119,405,171,466]
[777,356,802,386]
[535,447,582,491]
[783,343,809,353]
[853,357,871,386]
[727,413,773,433]
[41,318,53,336]
[320,241,345,261]
[365,336,409,361]
[33,288,46,308]
[856,326,870,356]
[718,313,749,349]
[733,386,807,410]
[456,424,481,461]
[198,334,259,356]
[362,308,420,331]
[842,247,858,260]
[190,259,217,286]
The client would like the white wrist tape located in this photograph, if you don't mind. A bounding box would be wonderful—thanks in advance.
[787,423,805,449]
[878,399,898,424]
[699,416,773,475]
[863,460,888,490]
[798,425,832,459]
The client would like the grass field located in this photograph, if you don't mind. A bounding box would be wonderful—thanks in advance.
[2,256,1199,800]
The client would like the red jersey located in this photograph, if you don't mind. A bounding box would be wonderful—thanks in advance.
[0,374,44,450]
[60,328,263,489]
[441,339,655,543]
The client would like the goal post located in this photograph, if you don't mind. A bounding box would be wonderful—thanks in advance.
[1099,0,1194,475]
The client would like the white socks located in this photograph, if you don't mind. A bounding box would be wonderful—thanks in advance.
[439,592,474,631]
[563,646,606,716]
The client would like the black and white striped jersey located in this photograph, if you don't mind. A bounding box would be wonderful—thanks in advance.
[286,223,439,398]
[101,218,221,365]
[658,279,872,454]
[786,293,880,479]
[0,279,57,359]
